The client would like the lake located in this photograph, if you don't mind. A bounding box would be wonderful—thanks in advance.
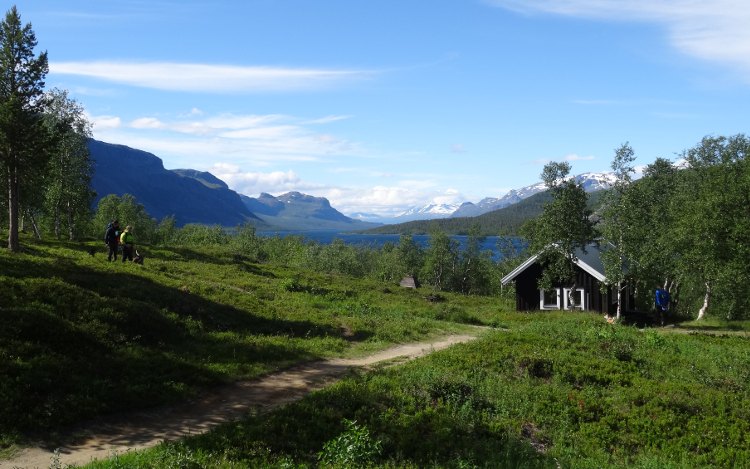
[257,231,524,260]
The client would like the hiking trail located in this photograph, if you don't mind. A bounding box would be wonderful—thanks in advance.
[3,330,485,468]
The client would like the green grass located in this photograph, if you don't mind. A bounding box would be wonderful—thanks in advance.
[0,236,503,448]
[4,236,750,467]
[676,317,750,332]
[82,313,750,468]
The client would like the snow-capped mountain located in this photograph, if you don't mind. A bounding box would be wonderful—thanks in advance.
[394,202,463,222]
[451,171,619,219]
[572,172,618,192]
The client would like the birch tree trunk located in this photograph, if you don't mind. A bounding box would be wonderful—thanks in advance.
[697,282,711,320]
[27,210,41,240]
[615,282,622,320]
[67,200,74,241]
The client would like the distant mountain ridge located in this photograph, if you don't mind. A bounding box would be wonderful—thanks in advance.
[89,139,260,227]
[363,188,609,237]
[395,202,463,222]
[451,172,617,218]
[88,139,376,231]
[240,192,379,231]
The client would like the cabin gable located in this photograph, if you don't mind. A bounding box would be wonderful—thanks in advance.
[502,244,628,314]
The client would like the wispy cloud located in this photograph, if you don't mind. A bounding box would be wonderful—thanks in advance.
[305,115,354,125]
[487,0,750,81]
[564,153,595,161]
[89,111,363,168]
[209,166,305,195]
[199,165,468,217]
[50,61,375,93]
[320,184,465,217]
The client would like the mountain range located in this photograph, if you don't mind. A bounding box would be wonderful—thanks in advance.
[88,139,377,231]
[356,172,619,224]
[451,172,617,218]
[89,138,620,231]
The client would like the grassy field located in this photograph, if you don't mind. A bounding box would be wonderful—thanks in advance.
[3,236,750,468]
[83,313,750,468]
[0,236,503,451]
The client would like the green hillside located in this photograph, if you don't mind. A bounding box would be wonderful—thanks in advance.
[0,235,496,450]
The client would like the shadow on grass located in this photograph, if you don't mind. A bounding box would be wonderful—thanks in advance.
[0,248,355,443]
[174,377,555,468]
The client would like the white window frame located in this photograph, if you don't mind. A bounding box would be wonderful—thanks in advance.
[539,288,561,310]
[563,288,585,310]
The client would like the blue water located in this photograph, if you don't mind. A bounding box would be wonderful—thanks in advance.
[257,231,523,260]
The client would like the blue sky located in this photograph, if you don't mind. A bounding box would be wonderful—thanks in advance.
[15,0,750,217]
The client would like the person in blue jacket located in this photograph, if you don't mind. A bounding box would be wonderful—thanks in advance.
[655,286,670,326]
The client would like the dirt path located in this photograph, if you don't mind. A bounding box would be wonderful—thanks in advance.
[3,331,485,469]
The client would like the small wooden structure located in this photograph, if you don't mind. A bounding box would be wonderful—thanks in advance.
[399,276,419,289]
[501,244,632,314]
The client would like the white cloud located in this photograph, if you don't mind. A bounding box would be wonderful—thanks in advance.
[305,115,353,125]
[432,188,466,206]
[92,111,362,167]
[488,0,750,81]
[130,117,165,129]
[90,114,121,130]
[564,153,595,161]
[313,183,468,217]
[209,166,304,195]
[49,61,374,93]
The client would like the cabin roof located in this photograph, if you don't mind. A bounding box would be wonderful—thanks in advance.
[501,243,608,285]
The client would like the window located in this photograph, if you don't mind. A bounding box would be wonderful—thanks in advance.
[563,288,585,310]
[539,288,561,310]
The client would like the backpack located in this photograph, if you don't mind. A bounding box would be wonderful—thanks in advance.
[104,223,114,243]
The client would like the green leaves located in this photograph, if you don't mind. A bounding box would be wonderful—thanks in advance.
[526,162,595,290]
[0,6,49,251]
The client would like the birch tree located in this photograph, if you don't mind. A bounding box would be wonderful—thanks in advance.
[674,135,750,319]
[600,143,637,320]
[524,162,595,308]
[42,88,94,240]
[421,229,458,292]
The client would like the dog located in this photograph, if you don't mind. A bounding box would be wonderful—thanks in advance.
[133,249,145,265]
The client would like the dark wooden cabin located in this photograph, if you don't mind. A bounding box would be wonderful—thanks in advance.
[501,244,632,314]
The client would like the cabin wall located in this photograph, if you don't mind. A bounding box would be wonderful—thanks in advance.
[513,263,615,313]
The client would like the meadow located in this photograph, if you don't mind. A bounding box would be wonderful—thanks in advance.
[83,313,750,469]
[0,235,500,454]
[2,236,749,468]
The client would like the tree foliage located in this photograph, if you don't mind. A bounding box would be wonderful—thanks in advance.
[0,6,49,251]
[593,135,750,319]
[524,162,596,295]
[599,143,637,319]
[41,88,94,240]
[421,229,459,292]
[92,194,157,244]
[671,135,750,319]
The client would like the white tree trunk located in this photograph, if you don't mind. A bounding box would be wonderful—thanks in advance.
[697,282,711,320]
[615,282,622,320]
[67,200,74,241]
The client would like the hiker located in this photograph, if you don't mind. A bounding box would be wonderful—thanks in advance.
[120,225,135,262]
[104,220,120,261]
[655,285,670,326]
